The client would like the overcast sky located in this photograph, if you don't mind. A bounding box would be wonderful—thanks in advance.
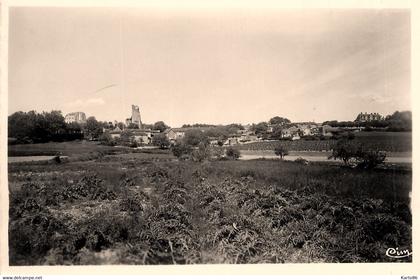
[8,7,410,127]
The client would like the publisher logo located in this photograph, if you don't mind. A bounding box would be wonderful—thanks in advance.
[386,247,412,259]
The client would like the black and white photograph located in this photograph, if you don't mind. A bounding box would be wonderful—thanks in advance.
[1,1,416,271]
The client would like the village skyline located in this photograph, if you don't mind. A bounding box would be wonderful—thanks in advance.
[7,106,410,128]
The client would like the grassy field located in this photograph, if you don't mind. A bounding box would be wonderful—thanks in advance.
[8,141,175,163]
[238,131,412,152]
[8,141,127,157]
[8,142,412,265]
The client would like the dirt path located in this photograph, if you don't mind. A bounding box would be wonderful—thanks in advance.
[239,150,411,163]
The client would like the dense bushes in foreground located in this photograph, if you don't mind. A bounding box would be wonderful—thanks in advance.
[9,158,412,264]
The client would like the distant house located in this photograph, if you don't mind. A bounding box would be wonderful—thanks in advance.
[321,125,342,136]
[355,112,383,122]
[65,112,86,124]
[280,126,299,138]
[106,127,158,144]
[239,134,259,143]
[132,131,150,144]
[310,125,322,135]
[164,128,188,143]
[224,137,239,146]
[209,139,220,146]
[109,127,122,139]
[295,124,312,136]
[129,128,159,144]
[293,123,319,136]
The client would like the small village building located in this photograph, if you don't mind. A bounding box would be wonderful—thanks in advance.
[239,134,259,143]
[280,126,299,138]
[292,135,301,141]
[299,127,312,136]
[294,123,319,136]
[355,112,383,122]
[109,127,122,139]
[132,131,150,144]
[321,125,342,137]
[65,112,86,124]
[164,128,188,143]
[209,139,220,146]
[224,137,239,146]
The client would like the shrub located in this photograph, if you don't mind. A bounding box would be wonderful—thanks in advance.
[152,133,170,149]
[183,129,208,146]
[211,147,225,160]
[356,149,387,169]
[274,145,289,159]
[329,139,360,166]
[225,147,241,160]
[171,142,193,160]
[191,143,211,162]
[295,157,309,165]
[330,139,386,169]
[346,132,356,140]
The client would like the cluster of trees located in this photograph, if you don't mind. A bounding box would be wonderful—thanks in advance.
[181,123,217,128]
[106,120,169,132]
[8,111,117,144]
[9,109,173,147]
[170,124,245,146]
[100,129,171,149]
[152,121,169,132]
[171,129,210,161]
[323,111,412,132]
[151,133,170,149]
[249,116,292,138]
[99,130,140,148]
[171,129,241,161]
[329,139,387,169]
[8,111,84,144]
[202,124,244,141]
[272,140,386,169]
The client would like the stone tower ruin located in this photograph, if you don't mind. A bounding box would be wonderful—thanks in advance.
[131,105,142,129]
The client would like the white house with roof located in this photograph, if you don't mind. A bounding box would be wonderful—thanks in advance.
[280,126,299,138]
[164,128,189,143]
[109,127,123,139]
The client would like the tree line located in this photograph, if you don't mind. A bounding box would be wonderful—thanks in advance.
[322,111,412,132]
[8,111,84,144]
[8,110,174,145]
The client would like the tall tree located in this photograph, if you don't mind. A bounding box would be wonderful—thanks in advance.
[152,133,170,149]
[251,122,269,135]
[183,129,208,146]
[85,116,103,139]
[153,121,169,132]
[269,116,291,126]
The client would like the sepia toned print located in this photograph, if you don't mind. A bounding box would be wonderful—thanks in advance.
[6,7,412,265]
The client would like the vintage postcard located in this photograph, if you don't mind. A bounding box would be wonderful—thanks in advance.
[0,0,419,276]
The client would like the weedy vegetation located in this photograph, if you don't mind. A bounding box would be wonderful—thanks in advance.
[8,143,411,265]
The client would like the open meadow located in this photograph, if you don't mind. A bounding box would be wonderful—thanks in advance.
[8,141,412,265]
